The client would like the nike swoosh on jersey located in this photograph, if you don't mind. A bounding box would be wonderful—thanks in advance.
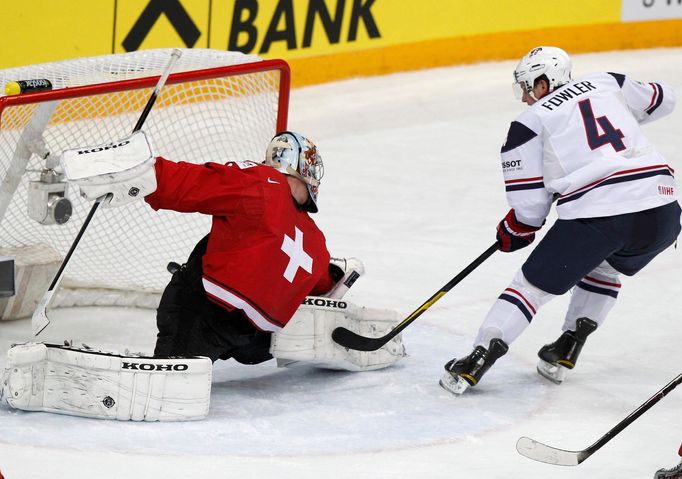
[267,177,280,184]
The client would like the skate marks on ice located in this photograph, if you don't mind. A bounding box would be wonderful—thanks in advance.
[0,317,548,456]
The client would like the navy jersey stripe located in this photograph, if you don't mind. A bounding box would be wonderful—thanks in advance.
[506,181,545,192]
[607,72,626,88]
[499,293,533,322]
[646,83,664,115]
[577,281,619,299]
[557,169,673,205]
[501,121,537,153]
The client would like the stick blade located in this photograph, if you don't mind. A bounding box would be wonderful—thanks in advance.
[31,295,51,336]
[516,436,581,466]
[331,327,386,351]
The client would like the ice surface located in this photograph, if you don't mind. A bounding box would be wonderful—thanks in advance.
[1,48,681,478]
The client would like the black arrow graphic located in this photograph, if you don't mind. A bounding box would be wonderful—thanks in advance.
[122,0,201,52]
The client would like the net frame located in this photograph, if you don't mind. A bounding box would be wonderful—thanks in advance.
[0,49,290,311]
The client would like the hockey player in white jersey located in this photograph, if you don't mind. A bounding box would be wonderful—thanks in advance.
[440,46,682,395]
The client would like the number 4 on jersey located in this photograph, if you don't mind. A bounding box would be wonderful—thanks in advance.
[578,99,626,152]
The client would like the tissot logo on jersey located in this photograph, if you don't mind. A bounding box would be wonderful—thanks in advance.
[502,159,522,170]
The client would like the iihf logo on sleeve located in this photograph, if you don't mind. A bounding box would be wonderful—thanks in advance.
[658,185,674,196]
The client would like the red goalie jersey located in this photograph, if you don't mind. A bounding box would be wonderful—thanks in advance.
[145,157,335,332]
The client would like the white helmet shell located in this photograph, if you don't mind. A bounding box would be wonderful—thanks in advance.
[265,131,324,213]
[513,46,572,99]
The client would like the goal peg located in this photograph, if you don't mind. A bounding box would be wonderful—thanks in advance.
[4,79,52,96]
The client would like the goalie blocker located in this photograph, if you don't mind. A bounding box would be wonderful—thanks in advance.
[0,342,211,421]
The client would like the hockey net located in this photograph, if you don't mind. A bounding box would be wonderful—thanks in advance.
[0,48,289,316]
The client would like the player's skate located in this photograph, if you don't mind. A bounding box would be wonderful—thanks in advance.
[536,317,598,384]
[655,462,682,479]
[654,444,682,479]
[439,338,509,395]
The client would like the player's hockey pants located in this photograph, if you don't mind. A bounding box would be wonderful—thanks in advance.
[474,201,681,347]
[154,234,273,364]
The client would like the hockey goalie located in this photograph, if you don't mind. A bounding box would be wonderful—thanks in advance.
[0,130,405,421]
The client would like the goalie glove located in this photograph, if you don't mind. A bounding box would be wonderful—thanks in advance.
[496,208,541,252]
[325,257,365,299]
[60,130,157,207]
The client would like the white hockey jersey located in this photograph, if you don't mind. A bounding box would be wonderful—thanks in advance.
[501,72,677,226]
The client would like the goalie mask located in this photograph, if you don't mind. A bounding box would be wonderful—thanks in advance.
[513,46,572,100]
[265,131,324,213]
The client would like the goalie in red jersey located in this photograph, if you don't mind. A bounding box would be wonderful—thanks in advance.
[74,129,402,366]
[0,131,403,422]
[145,131,339,364]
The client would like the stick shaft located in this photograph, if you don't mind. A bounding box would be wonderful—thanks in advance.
[583,371,682,457]
[31,49,182,336]
[517,371,682,466]
[331,243,498,350]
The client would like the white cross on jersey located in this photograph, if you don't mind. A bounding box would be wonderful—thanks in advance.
[280,226,313,283]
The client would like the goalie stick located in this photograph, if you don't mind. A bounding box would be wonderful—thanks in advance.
[516,371,682,466]
[31,49,182,336]
[331,242,498,351]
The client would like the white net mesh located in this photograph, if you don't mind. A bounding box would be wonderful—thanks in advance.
[0,48,288,299]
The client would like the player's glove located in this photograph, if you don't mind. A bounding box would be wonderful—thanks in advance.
[325,257,365,299]
[60,131,157,207]
[496,209,541,252]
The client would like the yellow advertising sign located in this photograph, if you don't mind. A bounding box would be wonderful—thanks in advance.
[2,0,114,68]
[209,0,621,59]
[378,0,621,43]
[1,0,682,86]
[210,0,383,57]
[114,0,210,52]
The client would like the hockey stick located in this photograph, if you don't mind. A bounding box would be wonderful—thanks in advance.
[517,371,682,466]
[331,242,498,351]
[31,49,182,336]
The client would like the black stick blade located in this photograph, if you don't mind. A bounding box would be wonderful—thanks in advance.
[331,326,392,351]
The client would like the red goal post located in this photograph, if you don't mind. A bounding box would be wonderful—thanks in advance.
[0,49,290,318]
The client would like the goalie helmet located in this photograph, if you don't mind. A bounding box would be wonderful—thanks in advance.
[513,46,572,100]
[265,131,324,213]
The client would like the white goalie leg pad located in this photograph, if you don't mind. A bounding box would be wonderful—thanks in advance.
[270,297,406,371]
[1,342,211,421]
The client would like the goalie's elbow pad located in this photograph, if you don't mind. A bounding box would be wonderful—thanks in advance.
[326,257,365,299]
